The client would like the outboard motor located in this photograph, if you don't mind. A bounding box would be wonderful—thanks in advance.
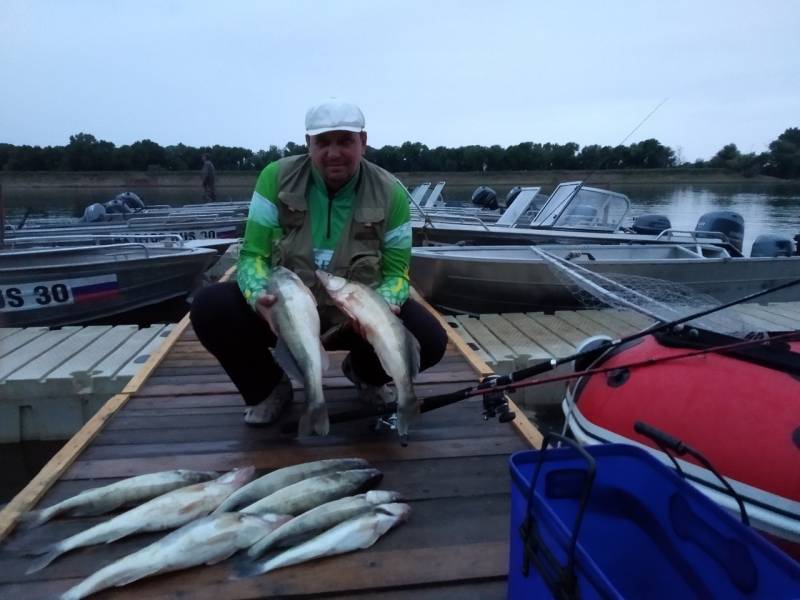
[116,192,144,211]
[751,234,795,258]
[505,186,522,208]
[471,186,498,210]
[631,214,671,235]
[103,197,133,215]
[81,202,107,223]
[696,210,744,253]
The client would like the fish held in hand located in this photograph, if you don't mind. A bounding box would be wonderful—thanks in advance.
[315,271,420,440]
[60,512,290,600]
[265,266,329,436]
[20,470,219,529]
[214,458,371,514]
[247,489,402,558]
[26,466,255,574]
[237,502,411,578]
[240,468,383,517]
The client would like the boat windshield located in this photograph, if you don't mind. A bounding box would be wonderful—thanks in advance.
[529,182,630,231]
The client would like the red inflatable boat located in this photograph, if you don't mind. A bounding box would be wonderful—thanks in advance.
[563,327,800,559]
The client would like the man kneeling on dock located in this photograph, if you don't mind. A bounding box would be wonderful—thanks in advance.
[190,99,447,426]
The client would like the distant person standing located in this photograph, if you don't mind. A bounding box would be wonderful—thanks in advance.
[201,153,217,201]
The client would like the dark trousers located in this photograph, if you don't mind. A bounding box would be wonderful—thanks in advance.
[190,281,448,405]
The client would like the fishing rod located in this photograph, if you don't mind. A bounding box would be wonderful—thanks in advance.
[553,97,669,217]
[281,328,800,435]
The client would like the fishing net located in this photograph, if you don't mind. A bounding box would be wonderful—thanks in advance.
[529,247,796,338]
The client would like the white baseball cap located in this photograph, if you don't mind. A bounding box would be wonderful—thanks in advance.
[305,99,365,136]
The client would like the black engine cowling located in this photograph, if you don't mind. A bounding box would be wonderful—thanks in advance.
[631,214,671,235]
[696,210,744,253]
[471,186,498,210]
[751,234,795,257]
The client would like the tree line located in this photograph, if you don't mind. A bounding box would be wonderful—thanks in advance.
[0,128,798,179]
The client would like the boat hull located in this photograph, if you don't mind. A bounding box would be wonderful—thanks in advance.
[411,244,800,313]
[562,333,800,558]
[0,246,217,326]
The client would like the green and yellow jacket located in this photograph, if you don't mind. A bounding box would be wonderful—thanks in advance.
[237,157,411,311]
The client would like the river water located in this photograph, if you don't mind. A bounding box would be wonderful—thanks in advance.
[5,181,799,253]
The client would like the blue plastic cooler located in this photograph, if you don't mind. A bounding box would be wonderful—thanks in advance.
[508,438,800,599]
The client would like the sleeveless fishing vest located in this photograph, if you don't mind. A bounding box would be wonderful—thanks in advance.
[274,155,397,328]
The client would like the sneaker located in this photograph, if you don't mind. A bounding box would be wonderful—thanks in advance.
[341,356,396,405]
[244,375,293,426]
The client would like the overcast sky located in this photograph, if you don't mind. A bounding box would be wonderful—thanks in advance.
[2,0,798,161]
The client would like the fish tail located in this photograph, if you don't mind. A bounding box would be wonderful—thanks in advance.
[232,554,269,578]
[18,507,53,529]
[299,386,329,437]
[25,544,64,574]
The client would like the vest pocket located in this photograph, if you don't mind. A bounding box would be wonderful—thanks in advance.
[277,192,308,230]
[347,251,382,285]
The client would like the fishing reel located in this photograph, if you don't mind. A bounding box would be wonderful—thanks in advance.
[480,375,516,423]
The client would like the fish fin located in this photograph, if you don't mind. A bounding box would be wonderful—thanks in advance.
[112,568,156,588]
[177,499,207,516]
[18,508,51,529]
[319,342,330,372]
[405,331,421,380]
[298,403,329,437]
[232,554,266,579]
[25,546,64,574]
[273,339,304,383]
[205,548,238,566]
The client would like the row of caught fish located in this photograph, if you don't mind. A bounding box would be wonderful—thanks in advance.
[270,267,421,440]
[15,459,409,599]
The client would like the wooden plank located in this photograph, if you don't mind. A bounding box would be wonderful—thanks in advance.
[502,313,574,356]
[62,435,525,480]
[0,327,82,380]
[611,309,655,329]
[116,324,174,380]
[571,309,635,337]
[455,316,516,372]
[0,327,48,357]
[121,321,186,394]
[0,328,25,342]
[728,306,788,331]
[479,314,550,367]
[0,394,130,544]
[46,325,139,381]
[524,313,588,347]
[0,541,508,599]
[91,324,169,379]
[733,303,797,330]
[0,316,190,543]
[9,326,112,381]
[757,301,800,322]
[411,289,541,448]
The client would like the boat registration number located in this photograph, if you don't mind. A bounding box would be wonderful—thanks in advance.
[0,274,119,312]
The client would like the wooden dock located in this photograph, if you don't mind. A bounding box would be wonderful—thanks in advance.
[0,324,173,443]
[446,302,800,409]
[0,297,541,598]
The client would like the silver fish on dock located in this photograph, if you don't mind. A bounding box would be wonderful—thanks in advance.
[315,271,420,441]
[247,489,402,559]
[240,468,383,517]
[26,466,255,574]
[213,458,371,514]
[265,266,330,436]
[59,512,291,600]
[19,469,219,529]
[237,502,411,577]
